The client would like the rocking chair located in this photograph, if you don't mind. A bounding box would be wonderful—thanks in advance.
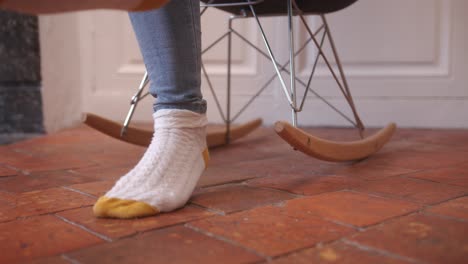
[84,0,396,162]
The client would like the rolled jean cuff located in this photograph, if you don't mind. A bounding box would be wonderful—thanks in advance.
[153,99,207,114]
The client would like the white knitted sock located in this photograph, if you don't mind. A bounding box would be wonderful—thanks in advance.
[93,109,209,218]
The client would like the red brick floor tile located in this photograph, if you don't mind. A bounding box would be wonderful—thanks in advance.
[67,180,114,197]
[247,174,363,196]
[361,150,468,170]
[25,255,71,264]
[10,127,140,158]
[331,164,416,181]
[376,139,448,153]
[66,225,262,264]
[0,165,17,177]
[270,241,410,264]
[189,204,355,257]
[0,191,17,222]
[425,196,468,221]
[57,205,214,239]
[11,125,105,149]
[284,191,420,227]
[348,214,468,264]
[353,177,467,205]
[0,192,17,222]
[15,187,95,217]
[70,165,131,181]
[208,138,285,166]
[400,139,467,154]
[0,170,96,193]
[0,190,16,204]
[235,156,327,179]
[0,202,16,222]
[0,149,96,172]
[0,147,29,165]
[242,158,415,182]
[84,147,145,168]
[0,215,103,263]
[394,128,468,148]
[2,125,468,263]
[190,185,296,213]
[407,164,468,188]
[10,141,94,158]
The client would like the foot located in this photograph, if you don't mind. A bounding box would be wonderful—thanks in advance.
[93,109,209,219]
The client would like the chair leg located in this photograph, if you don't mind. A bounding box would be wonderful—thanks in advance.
[291,14,362,136]
[320,15,365,135]
[121,71,150,136]
[249,4,294,108]
[287,0,298,127]
[225,16,234,144]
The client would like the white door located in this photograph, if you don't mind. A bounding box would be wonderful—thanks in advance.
[40,0,468,130]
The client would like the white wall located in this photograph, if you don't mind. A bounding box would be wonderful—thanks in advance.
[40,0,468,131]
[39,13,83,132]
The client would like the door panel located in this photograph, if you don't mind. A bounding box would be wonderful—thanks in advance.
[67,0,468,128]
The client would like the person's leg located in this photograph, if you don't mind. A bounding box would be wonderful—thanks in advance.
[129,0,206,114]
[0,0,168,14]
[93,0,208,219]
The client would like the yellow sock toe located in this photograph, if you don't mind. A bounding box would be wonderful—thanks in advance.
[132,0,170,11]
[93,196,159,219]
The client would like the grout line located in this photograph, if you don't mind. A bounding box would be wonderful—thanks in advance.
[379,168,425,179]
[310,191,468,239]
[9,148,38,156]
[345,189,424,206]
[0,174,18,179]
[61,254,82,264]
[342,239,424,264]
[116,223,187,241]
[336,193,468,236]
[191,193,300,216]
[0,163,24,174]
[394,166,468,187]
[185,223,270,261]
[321,217,363,231]
[53,214,113,242]
[270,200,288,208]
[3,190,461,232]
[197,181,246,190]
[1,204,95,224]
[241,181,306,199]
[249,260,268,264]
[421,211,468,223]
[422,193,468,208]
[61,186,97,198]
[198,177,258,189]
[350,210,421,233]
[403,173,468,189]
[188,203,226,216]
[264,239,345,262]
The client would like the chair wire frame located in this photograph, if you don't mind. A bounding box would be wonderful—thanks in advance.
[121,0,365,143]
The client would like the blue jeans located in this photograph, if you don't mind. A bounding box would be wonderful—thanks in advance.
[129,0,206,114]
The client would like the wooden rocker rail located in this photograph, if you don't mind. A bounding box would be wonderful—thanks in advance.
[83,113,263,148]
[275,121,397,162]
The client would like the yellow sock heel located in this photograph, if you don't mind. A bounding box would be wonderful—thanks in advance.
[93,197,159,219]
[202,148,210,169]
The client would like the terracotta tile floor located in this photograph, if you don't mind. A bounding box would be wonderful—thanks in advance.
[1,124,468,263]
